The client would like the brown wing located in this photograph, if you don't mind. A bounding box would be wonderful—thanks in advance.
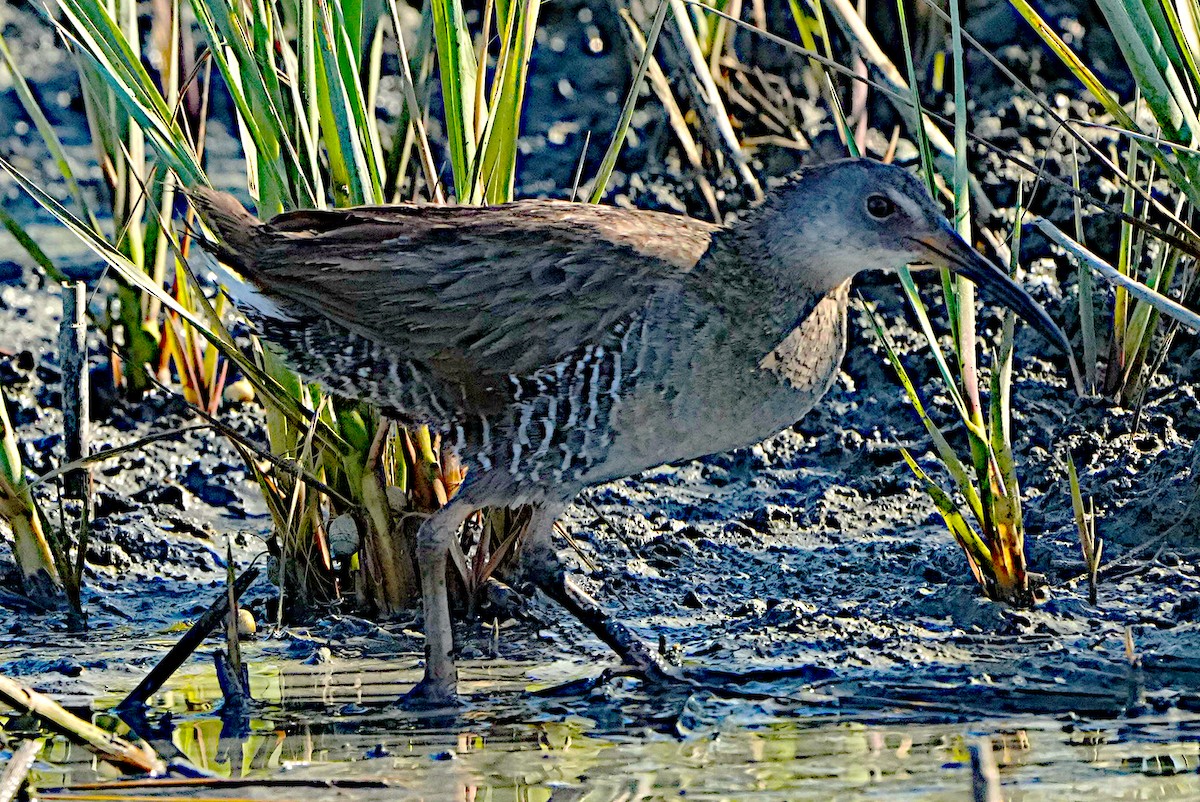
[242,200,718,385]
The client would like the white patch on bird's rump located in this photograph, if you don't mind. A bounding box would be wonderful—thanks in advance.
[191,251,299,324]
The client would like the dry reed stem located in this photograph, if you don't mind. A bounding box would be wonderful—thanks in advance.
[0,738,41,802]
[0,675,161,774]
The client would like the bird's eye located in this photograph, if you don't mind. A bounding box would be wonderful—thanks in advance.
[866,194,896,220]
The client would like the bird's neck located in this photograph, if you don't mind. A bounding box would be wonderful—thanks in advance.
[685,227,848,354]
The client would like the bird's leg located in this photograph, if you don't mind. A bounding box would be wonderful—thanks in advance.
[401,500,475,710]
[521,503,688,686]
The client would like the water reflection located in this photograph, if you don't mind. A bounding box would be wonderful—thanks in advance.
[15,658,1200,801]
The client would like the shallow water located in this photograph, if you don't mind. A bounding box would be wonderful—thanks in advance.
[18,658,1200,801]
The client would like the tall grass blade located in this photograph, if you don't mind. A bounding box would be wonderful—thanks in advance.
[429,0,479,198]
[385,0,443,200]
[314,0,385,205]
[892,0,937,190]
[1007,0,1196,202]
[0,31,99,231]
[474,0,540,204]
[899,447,991,582]
[1070,140,1097,392]
[862,300,985,524]
[590,0,671,202]
[0,209,68,283]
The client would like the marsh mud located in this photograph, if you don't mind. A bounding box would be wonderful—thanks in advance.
[1,0,1199,798]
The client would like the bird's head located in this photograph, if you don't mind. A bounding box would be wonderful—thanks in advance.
[751,158,1074,362]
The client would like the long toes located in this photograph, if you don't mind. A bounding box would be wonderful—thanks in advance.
[399,677,463,711]
[643,661,690,684]
[685,664,836,686]
[478,577,535,623]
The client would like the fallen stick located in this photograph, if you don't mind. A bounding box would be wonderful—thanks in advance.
[117,567,259,709]
[0,676,161,775]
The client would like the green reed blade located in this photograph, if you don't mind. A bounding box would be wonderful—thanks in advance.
[589,0,670,202]
[429,0,479,198]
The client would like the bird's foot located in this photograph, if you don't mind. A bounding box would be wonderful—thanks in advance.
[478,576,538,624]
[533,663,690,698]
[533,644,699,698]
[625,644,696,687]
[621,653,838,692]
[532,566,835,699]
[399,676,463,711]
[539,662,839,703]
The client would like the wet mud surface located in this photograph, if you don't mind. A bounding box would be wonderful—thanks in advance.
[1,0,1199,797]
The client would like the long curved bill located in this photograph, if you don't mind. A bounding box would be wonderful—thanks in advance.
[912,222,1085,387]
[912,222,1084,394]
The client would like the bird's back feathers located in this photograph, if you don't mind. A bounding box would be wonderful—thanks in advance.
[189,190,721,415]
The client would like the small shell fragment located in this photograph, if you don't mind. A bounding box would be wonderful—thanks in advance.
[223,378,256,404]
[328,513,360,558]
[236,608,256,638]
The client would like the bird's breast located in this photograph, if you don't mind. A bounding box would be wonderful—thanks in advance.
[584,287,849,483]
[701,288,848,452]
